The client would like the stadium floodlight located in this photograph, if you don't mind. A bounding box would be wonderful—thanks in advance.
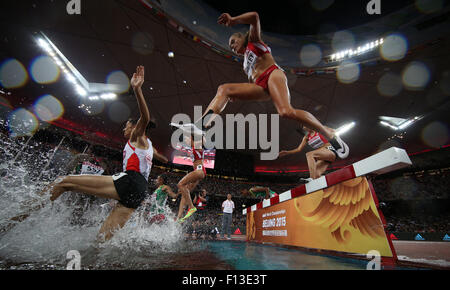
[379,116,422,131]
[36,32,121,103]
[335,121,356,136]
[330,38,384,62]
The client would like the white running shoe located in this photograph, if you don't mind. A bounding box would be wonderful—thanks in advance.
[169,122,205,136]
[329,135,349,159]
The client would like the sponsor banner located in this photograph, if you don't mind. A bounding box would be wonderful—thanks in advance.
[247,177,394,257]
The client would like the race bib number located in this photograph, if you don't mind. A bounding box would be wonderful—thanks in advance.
[244,50,257,79]
[81,161,104,175]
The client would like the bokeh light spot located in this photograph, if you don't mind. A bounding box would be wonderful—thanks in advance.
[0,58,29,89]
[336,60,360,84]
[421,122,449,148]
[29,55,60,84]
[331,30,355,52]
[7,108,39,137]
[299,44,322,67]
[380,34,408,62]
[402,61,430,90]
[33,94,64,122]
[106,71,130,94]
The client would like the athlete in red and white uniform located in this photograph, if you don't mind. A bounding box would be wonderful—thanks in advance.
[190,11,349,160]
[46,66,169,242]
[307,131,329,150]
[279,126,337,181]
[176,135,207,223]
[122,138,154,181]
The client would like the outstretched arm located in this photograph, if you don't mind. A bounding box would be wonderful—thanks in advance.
[278,136,308,158]
[130,65,150,140]
[218,12,261,42]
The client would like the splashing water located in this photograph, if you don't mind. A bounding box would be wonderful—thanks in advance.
[0,134,197,270]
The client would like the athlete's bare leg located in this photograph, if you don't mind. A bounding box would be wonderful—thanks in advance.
[176,181,199,219]
[306,147,336,179]
[267,70,335,140]
[315,160,331,179]
[201,83,270,128]
[177,170,204,217]
[97,203,135,242]
[48,175,120,201]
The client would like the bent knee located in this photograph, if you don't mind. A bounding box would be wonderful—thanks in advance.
[277,107,295,119]
[217,83,236,97]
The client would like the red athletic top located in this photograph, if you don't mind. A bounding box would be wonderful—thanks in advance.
[191,148,204,162]
[243,41,272,80]
[307,132,329,150]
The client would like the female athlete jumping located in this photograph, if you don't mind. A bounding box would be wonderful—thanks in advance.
[279,126,337,181]
[185,12,349,159]
[176,135,207,223]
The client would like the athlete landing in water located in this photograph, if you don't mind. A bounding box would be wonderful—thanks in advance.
[44,65,168,242]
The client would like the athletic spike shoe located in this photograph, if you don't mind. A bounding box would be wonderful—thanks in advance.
[179,207,197,223]
[169,122,205,136]
[329,135,349,159]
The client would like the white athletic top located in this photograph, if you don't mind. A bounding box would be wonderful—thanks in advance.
[122,138,153,181]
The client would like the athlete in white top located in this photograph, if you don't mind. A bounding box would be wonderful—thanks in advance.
[45,66,168,242]
[279,125,337,182]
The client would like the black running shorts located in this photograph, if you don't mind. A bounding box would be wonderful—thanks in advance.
[112,170,149,209]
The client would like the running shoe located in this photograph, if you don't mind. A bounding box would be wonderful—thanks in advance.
[178,207,197,223]
[329,135,349,159]
[169,122,205,136]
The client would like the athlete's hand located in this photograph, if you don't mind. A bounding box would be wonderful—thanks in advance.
[278,151,289,158]
[218,13,235,27]
[130,65,145,90]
